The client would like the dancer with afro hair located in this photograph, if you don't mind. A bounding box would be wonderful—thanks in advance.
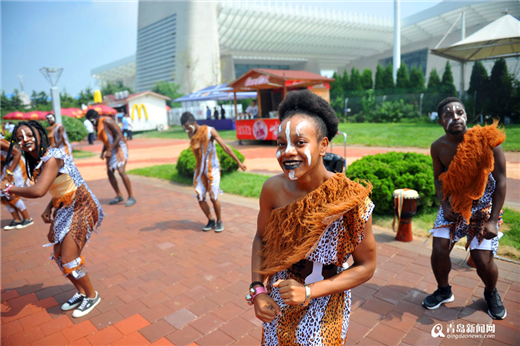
[249,89,376,345]
[1,121,104,317]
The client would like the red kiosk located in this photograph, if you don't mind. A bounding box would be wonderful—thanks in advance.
[229,69,334,142]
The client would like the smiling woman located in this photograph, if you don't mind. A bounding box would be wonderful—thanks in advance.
[250,90,377,345]
[1,121,104,318]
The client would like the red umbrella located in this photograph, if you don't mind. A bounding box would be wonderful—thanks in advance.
[25,110,48,121]
[86,104,117,116]
[3,111,26,120]
[166,105,171,111]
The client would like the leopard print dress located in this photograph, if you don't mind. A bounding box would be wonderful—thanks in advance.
[262,195,374,345]
[39,148,104,249]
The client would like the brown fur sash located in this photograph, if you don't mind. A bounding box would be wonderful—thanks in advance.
[259,174,372,275]
[440,121,505,222]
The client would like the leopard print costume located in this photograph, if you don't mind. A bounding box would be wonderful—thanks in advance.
[261,174,374,345]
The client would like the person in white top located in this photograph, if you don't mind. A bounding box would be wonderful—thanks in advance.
[83,119,95,145]
[245,100,259,118]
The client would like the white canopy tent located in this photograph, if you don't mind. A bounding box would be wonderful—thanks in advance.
[430,14,520,62]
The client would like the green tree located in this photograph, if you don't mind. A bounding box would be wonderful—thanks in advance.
[100,81,133,97]
[441,61,457,96]
[382,63,395,91]
[410,67,425,92]
[10,89,24,110]
[361,69,373,90]
[374,64,385,91]
[341,69,350,93]
[152,81,184,107]
[395,63,411,90]
[427,68,442,91]
[467,61,489,96]
[486,59,512,119]
[349,67,363,91]
[60,89,79,108]
[76,86,94,107]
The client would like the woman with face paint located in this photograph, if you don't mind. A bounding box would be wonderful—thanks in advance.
[1,121,104,318]
[249,90,376,345]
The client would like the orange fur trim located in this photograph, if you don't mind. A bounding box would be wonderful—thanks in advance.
[259,174,372,275]
[97,117,109,147]
[440,121,506,222]
[62,256,85,275]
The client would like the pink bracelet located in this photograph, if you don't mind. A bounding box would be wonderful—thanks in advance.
[251,286,267,301]
[4,183,13,194]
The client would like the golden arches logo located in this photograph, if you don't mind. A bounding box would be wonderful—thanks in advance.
[131,103,149,121]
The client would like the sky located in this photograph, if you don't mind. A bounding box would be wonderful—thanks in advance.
[1,0,443,98]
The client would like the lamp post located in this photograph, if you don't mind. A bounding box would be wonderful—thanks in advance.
[39,67,63,124]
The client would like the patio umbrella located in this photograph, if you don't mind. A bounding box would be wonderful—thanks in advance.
[86,104,117,116]
[3,112,26,120]
[59,108,84,118]
[431,14,520,62]
[25,110,48,121]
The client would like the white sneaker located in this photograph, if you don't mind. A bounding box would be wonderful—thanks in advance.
[72,292,101,318]
[61,292,85,311]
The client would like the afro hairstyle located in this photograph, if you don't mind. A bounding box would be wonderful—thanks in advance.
[180,112,196,125]
[278,89,338,141]
[437,97,464,116]
[85,109,100,120]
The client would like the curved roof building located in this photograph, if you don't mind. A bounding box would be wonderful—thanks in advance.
[91,0,519,94]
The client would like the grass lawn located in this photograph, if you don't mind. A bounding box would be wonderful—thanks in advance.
[135,127,237,140]
[128,164,269,198]
[375,207,520,260]
[138,124,520,151]
[72,149,96,159]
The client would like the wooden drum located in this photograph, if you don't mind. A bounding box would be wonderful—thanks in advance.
[393,189,419,242]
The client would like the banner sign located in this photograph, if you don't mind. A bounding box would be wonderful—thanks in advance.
[236,119,280,141]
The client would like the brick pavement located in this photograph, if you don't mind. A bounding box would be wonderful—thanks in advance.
[2,175,519,345]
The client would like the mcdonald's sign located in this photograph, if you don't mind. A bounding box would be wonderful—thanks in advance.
[131,103,149,121]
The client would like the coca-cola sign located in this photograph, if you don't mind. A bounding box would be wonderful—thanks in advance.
[244,75,269,87]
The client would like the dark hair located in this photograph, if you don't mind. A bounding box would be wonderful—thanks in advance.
[180,112,195,125]
[6,121,50,181]
[437,97,464,115]
[85,109,100,120]
[278,89,338,141]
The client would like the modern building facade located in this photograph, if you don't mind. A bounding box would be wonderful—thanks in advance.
[91,0,519,94]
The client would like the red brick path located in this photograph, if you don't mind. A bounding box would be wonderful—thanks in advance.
[2,175,519,345]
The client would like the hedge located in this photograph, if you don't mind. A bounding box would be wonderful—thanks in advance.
[177,144,245,177]
[42,117,88,143]
[346,152,436,215]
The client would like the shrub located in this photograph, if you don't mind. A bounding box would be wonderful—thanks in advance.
[176,144,245,177]
[367,100,418,123]
[43,117,88,143]
[346,152,436,215]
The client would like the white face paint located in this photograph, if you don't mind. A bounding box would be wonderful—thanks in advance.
[18,141,23,147]
[295,121,307,136]
[278,124,282,133]
[288,170,297,180]
[446,119,453,128]
[284,121,292,153]
[304,147,312,166]
[21,129,27,141]
[276,150,281,159]
[47,115,55,123]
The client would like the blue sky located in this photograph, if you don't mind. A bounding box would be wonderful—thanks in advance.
[1,0,441,98]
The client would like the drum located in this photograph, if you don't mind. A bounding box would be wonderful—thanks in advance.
[393,189,419,242]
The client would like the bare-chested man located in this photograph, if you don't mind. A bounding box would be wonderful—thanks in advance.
[46,113,73,160]
[423,97,507,320]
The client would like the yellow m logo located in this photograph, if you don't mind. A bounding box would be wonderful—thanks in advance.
[131,103,149,121]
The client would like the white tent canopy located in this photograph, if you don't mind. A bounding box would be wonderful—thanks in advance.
[431,14,520,62]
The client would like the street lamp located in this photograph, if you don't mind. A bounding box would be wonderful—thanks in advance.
[39,67,63,124]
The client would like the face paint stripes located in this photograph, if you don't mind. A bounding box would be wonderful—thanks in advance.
[22,129,27,141]
[304,147,312,166]
[285,121,292,153]
[295,121,307,136]
[276,150,281,159]
[288,170,297,180]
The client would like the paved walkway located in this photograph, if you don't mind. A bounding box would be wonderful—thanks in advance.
[73,138,520,209]
[1,174,519,346]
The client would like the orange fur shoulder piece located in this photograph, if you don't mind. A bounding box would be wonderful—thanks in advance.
[439,121,506,222]
[190,125,209,153]
[259,174,372,276]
